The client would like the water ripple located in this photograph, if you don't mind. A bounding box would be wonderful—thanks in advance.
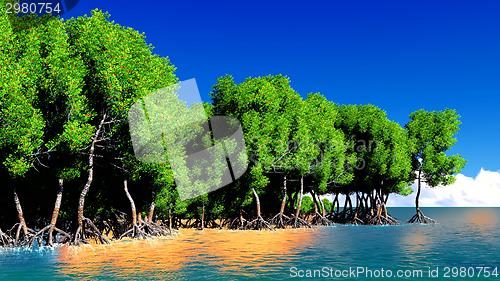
[0,208,499,280]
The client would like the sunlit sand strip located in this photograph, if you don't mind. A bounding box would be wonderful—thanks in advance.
[57,228,319,278]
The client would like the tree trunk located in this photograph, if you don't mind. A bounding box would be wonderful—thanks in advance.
[76,157,94,231]
[118,180,152,239]
[76,114,106,236]
[343,193,349,212]
[201,204,205,230]
[13,190,28,242]
[168,209,172,230]
[123,180,137,226]
[251,188,261,218]
[294,176,304,225]
[331,192,338,215]
[368,192,374,215]
[147,192,156,223]
[415,169,422,212]
[279,175,287,216]
[48,179,64,245]
[383,193,389,219]
[239,209,245,228]
[408,168,435,224]
[138,212,143,225]
[372,190,377,209]
[311,190,319,214]
[319,195,326,217]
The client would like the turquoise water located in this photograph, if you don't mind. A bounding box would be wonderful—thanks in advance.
[0,208,499,280]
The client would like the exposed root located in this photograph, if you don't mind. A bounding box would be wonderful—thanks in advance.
[29,179,70,247]
[270,213,291,228]
[102,217,125,239]
[311,212,333,226]
[382,215,399,225]
[72,115,109,246]
[205,219,222,229]
[345,210,364,225]
[288,215,312,228]
[229,216,248,230]
[0,228,13,247]
[230,210,249,230]
[331,208,354,224]
[29,225,71,247]
[217,218,231,229]
[73,217,110,245]
[119,223,148,239]
[182,219,195,228]
[5,223,36,247]
[367,213,399,225]
[333,207,399,225]
[363,203,398,225]
[119,179,173,239]
[142,221,173,237]
[246,216,273,230]
[246,188,272,230]
[119,222,175,239]
[408,209,436,224]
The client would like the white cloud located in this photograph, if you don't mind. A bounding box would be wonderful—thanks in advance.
[388,168,500,207]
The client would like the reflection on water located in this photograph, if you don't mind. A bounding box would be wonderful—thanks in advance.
[1,208,500,280]
[465,208,498,234]
[58,228,319,279]
[402,229,430,253]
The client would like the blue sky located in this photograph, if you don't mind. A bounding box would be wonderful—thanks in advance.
[64,0,500,177]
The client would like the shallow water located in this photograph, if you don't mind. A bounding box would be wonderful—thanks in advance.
[1,208,499,280]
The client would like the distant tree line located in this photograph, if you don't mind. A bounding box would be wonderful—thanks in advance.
[0,7,465,247]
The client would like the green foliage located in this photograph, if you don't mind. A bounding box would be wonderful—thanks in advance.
[336,104,413,195]
[406,109,466,187]
[302,93,351,192]
[211,75,304,209]
[300,196,314,214]
[322,198,333,213]
[0,5,45,178]
[0,5,467,227]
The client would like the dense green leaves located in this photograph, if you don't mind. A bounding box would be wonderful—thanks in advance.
[0,5,45,177]
[0,5,466,230]
[406,109,466,222]
[336,105,413,196]
[406,109,466,187]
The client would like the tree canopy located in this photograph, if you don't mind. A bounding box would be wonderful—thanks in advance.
[406,109,466,223]
[0,6,466,246]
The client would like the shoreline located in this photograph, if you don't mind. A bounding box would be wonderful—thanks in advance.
[1,207,497,250]
[0,227,322,251]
